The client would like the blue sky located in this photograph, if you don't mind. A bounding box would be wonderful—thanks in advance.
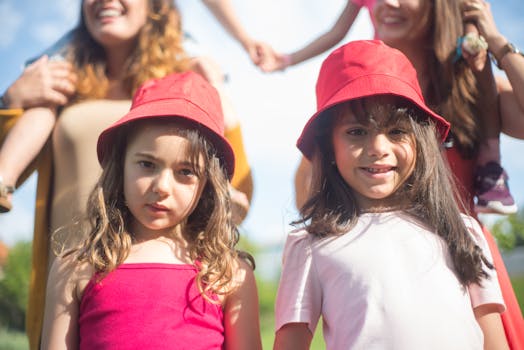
[1,0,523,257]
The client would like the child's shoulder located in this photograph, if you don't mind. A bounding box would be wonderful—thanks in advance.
[220,255,257,305]
[286,227,315,247]
[459,213,489,247]
[459,213,483,233]
[230,256,256,289]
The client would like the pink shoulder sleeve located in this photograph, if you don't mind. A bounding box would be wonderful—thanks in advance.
[274,230,322,334]
[462,215,506,313]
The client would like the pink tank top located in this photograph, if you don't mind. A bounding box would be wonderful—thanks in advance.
[79,263,224,349]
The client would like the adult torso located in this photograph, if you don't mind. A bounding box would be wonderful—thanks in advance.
[50,99,131,246]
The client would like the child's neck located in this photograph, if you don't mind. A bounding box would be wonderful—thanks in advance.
[358,194,409,213]
[126,225,192,265]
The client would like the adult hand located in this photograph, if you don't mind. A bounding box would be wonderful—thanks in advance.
[244,39,274,67]
[258,50,290,73]
[461,0,505,51]
[3,55,76,109]
[460,24,489,73]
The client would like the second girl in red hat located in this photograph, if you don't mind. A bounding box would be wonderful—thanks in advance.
[40,72,262,350]
[274,40,508,349]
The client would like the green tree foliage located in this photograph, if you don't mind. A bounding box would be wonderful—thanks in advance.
[0,241,32,331]
[490,209,524,251]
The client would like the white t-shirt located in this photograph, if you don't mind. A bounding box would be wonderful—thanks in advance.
[275,212,505,350]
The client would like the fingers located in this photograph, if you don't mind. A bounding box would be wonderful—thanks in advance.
[19,55,76,108]
[462,0,487,12]
[49,62,77,97]
[189,56,226,86]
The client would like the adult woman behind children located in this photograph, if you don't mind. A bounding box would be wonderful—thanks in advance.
[374,0,524,346]
[0,0,254,348]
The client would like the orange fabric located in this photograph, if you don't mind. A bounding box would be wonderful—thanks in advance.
[446,147,524,349]
[1,109,51,350]
[225,124,253,203]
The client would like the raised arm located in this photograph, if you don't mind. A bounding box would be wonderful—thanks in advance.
[222,258,262,350]
[463,0,524,138]
[202,0,272,66]
[260,1,362,72]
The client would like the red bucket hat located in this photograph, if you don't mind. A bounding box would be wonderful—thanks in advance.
[97,71,235,178]
[297,40,450,159]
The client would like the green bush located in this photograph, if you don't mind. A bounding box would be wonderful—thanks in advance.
[490,209,524,251]
[0,241,32,331]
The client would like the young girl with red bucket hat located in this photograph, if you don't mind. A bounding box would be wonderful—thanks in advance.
[274,40,508,349]
[40,71,262,350]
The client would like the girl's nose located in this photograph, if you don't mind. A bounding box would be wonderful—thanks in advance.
[366,133,391,158]
[152,170,173,196]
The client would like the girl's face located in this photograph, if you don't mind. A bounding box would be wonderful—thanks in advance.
[123,123,206,238]
[83,0,148,50]
[372,0,431,48]
[331,96,416,211]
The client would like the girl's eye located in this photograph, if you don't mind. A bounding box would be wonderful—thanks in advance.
[346,128,366,136]
[138,160,155,169]
[389,128,407,135]
[178,168,196,177]
[389,128,410,138]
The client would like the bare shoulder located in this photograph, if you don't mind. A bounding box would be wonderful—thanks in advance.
[230,256,257,291]
[222,256,262,350]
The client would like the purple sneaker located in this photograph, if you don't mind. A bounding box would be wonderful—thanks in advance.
[475,161,517,215]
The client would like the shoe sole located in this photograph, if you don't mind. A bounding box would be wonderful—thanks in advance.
[475,202,518,215]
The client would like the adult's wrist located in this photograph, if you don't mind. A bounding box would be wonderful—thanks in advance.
[490,39,523,69]
[486,34,507,58]
[281,54,293,69]
[1,86,22,109]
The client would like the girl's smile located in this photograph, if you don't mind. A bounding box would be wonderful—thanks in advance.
[83,0,148,51]
[373,0,431,49]
[331,96,416,210]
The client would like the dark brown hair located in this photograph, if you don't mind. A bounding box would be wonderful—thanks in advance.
[296,96,492,286]
[424,0,484,158]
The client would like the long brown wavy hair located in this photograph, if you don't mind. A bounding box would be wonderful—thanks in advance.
[67,119,252,299]
[296,97,493,286]
[422,0,484,158]
[67,0,189,101]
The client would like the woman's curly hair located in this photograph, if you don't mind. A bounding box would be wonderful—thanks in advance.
[68,0,189,101]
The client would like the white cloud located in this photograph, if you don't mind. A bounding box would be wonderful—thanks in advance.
[0,2,23,48]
